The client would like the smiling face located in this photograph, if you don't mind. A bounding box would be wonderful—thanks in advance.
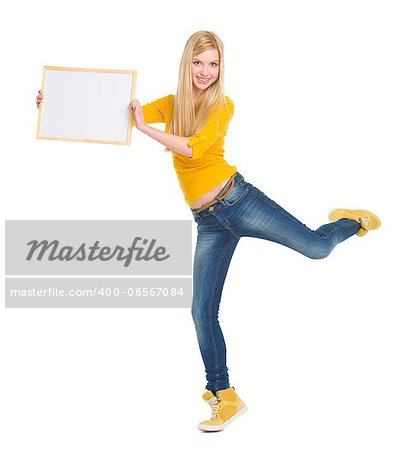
[191,48,220,98]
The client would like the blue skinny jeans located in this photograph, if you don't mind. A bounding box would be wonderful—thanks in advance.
[190,172,361,392]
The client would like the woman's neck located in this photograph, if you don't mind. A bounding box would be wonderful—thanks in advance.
[192,87,203,103]
[193,95,202,109]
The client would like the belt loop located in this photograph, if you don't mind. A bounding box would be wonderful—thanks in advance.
[215,197,226,206]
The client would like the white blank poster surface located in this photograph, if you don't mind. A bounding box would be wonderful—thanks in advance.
[38,67,136,144]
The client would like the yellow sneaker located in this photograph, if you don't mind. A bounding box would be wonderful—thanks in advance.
[328,208,381,237]
[198,386,248,432]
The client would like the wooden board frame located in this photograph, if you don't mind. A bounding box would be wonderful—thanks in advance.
[36,66,137,145]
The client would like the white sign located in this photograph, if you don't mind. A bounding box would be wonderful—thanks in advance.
[36,66,137,145]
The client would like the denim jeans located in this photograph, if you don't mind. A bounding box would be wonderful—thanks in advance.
[190,172,361,392]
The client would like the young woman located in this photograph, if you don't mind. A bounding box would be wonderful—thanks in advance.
[36,30,381,432]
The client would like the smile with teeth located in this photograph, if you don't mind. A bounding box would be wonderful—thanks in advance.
[197,76,211,83]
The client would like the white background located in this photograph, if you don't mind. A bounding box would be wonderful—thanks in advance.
[1,1,415,449]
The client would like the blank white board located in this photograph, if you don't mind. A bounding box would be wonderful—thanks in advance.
[36,66,137,145]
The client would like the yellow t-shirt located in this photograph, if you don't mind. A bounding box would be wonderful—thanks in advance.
[133,94,237,206]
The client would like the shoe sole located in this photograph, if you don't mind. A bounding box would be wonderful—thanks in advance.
[197,406,248,432]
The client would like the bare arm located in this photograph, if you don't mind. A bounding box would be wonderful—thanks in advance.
[139,123,192,157]
[130,98,192,158]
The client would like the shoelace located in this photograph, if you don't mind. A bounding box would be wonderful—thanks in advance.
[209,396,222,419]
[359,216,370,228]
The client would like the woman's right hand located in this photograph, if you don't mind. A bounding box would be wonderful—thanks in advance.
[36,89,43,108]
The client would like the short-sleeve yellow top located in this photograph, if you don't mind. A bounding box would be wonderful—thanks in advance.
[133,94,237,206]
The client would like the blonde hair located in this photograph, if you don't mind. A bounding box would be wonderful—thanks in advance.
[165,30,230,154]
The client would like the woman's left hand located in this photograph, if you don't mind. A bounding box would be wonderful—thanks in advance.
[130,99,146,131]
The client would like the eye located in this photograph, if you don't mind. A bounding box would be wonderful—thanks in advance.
[193,61,219,67]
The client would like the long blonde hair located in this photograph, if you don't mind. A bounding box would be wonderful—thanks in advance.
[165,30,230,154]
